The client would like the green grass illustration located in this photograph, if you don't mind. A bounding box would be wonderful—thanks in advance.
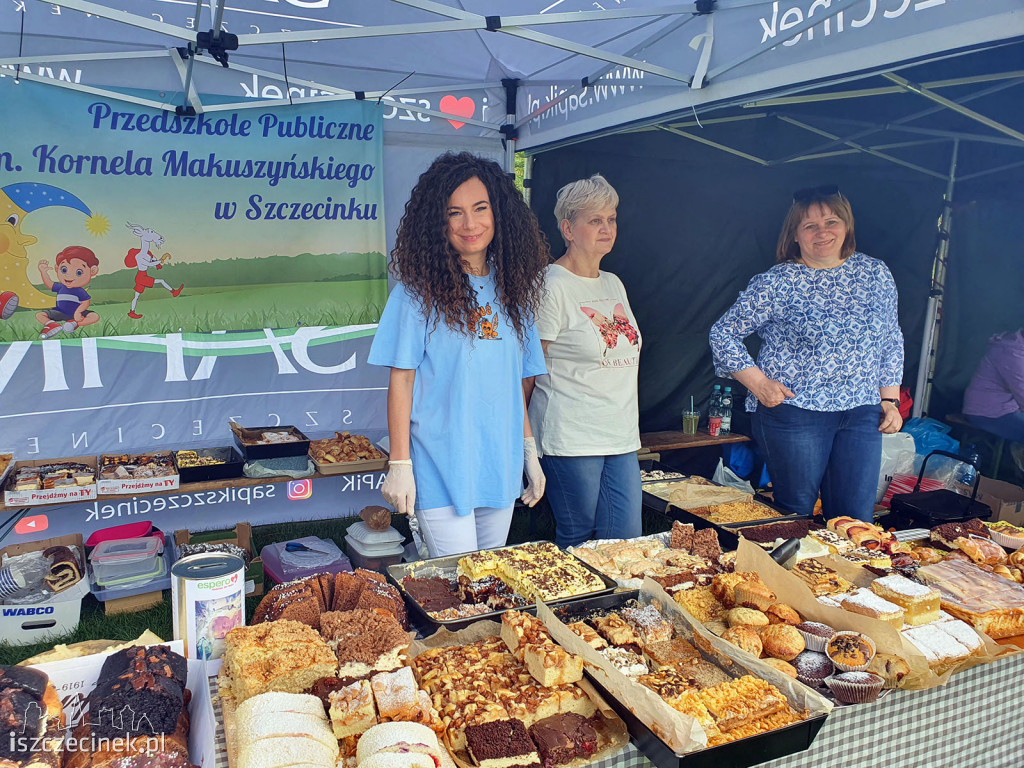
[0,280,388,341]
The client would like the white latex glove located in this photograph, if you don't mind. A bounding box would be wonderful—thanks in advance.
[521,437,545,507]
[381,459,416,517]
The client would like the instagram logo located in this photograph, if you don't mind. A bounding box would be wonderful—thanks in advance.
[287,479,313,501]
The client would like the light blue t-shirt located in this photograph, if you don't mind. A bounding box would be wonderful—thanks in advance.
[368,275,546,516]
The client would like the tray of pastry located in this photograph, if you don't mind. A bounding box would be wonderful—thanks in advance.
[716,516,820,553]
[97,451,179,494]
[173,446,245,484]
[309,431,388,474]
[639,459,689,484]
[544,590,830,768]
[0,452,13,492]
[668,498,799,541]
[643,476,755,516]
[229,422,310,460]
[389,541,616,632]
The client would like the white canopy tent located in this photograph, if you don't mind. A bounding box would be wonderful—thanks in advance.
[3,0,1022,415]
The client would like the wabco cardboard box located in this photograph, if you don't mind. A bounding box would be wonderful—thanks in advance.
[0,533,88,645]
[30,640,217,768]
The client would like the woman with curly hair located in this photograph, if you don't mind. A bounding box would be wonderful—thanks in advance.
[368,152,549,557]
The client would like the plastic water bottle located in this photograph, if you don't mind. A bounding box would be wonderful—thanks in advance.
[720,386,733,435]
[708,385,723,437]
[954,444,979,495]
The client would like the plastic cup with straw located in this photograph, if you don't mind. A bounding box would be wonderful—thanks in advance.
[683,396,699,435]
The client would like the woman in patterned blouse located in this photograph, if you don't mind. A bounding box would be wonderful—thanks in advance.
[709,186,905,522]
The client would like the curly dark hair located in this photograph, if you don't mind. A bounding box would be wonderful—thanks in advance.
[390,152,550,343]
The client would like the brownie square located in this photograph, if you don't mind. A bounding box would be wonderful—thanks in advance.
[528,713,598,765]
[465,718,540,768]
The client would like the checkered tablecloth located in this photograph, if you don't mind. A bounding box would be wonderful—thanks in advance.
[211,652,1024,768]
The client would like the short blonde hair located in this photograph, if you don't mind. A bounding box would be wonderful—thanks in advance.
[554,174,619,244]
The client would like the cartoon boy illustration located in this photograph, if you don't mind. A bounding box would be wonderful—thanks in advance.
[124,222,184,319]
[35,245,101,339]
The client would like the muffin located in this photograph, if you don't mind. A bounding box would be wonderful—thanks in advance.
[759,624,806,661]
[721,625,762,658]
[824,671,885,704]
[867,653,910,689]
[725,607,769,629]
[761,658,797,679]
[764,603,801,626]
[826,631,876,672]
[734,581,777,612]
[792,650,833,687]
[795,621,837,653]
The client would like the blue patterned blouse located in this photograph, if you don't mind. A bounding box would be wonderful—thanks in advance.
[709,252,904,413]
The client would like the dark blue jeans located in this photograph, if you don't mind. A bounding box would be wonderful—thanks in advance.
[752,403,882,522]
[541,453,642,548]
[967,412,1024,442]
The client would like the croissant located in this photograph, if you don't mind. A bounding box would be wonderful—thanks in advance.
[954,535,1007,566]
[1008,547,1024,569]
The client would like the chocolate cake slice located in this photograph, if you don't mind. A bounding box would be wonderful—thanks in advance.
[89,646,187,738]
[0,666,53,763]
[528,713,598,766]
[465,719,541,768]
[402,576,461,612]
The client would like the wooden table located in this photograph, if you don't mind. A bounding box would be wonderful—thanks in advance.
[639,430,750,452]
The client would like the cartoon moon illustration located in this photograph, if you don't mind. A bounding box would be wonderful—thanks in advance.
[0,183,93,309]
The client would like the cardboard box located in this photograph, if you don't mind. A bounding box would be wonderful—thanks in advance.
[97,452,179,495]
[978,476,1024,527]
[4,456,98,506]
[30,640,217,768]
[173,522,264,597]
[0,534,88,645]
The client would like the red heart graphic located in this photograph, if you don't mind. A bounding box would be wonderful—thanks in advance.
[439,95,475,130]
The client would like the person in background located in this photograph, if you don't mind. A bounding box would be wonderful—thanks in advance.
[709,185,904,522]
[369,152,549,557]
[525,174,642,547]
[963,330,1024,472]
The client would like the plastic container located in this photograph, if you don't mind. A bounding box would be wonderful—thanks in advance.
[345,535,404,573]
[260,537,352,585]
[345,521,404,547]
[90,537,163,587]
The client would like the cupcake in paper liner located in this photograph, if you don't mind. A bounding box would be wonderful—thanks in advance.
[867,653,910,689]
[794,621,836,653]
[824,671,885,704]
[792,650,833,687]
[825,630,876,672]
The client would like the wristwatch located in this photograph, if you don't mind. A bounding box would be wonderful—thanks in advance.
[881,398,900,407]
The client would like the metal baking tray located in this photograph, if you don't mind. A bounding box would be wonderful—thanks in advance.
[551,591,827,768]
[388,542,616,632]
[667,498,801,547]
[639,459,689,485]
[715,515,818,552]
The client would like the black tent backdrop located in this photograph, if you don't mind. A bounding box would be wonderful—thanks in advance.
[528,42,1024,433]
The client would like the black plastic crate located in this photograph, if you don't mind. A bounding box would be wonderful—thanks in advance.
[230,424,311,460]
[174,446,244,484]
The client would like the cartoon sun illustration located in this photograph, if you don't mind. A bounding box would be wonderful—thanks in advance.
[0,183,99,309]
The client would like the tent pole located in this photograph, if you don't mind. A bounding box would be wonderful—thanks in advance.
[913,138,959,419]
[502,78,519,174]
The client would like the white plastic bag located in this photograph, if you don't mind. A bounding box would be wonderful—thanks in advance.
[876,432,916,503]
[712,458,756,494]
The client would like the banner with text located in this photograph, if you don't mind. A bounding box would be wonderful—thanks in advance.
[0,326,387,460]
[0,79,386,341]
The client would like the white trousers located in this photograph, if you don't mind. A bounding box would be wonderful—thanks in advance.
[416,504,514,558]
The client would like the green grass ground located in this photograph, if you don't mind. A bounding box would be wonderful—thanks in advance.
[0,503,673,665]
[0,280,387,341]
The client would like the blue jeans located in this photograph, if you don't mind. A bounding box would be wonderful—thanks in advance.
[752,403,882,522]
[967,412,1024,442]
[541,453,642,548]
